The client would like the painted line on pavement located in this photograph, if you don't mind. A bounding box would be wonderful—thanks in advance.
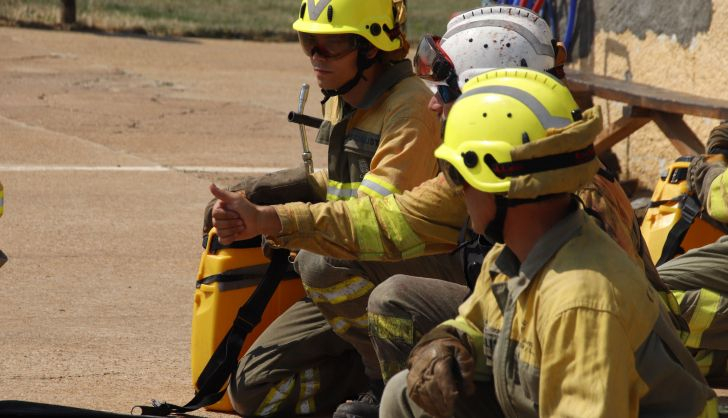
[0,164,286,174]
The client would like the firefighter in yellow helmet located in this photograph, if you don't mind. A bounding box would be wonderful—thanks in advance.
[377,69,717,418]
[210,0,450,416]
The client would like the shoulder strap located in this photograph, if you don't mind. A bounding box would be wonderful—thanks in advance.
[655,194,701,267]
[134,248,292,416]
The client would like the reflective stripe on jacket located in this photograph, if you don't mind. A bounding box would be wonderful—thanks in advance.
[314,60,440,202]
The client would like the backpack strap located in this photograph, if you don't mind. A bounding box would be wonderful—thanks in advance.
[133,248,292,416]
[655,194,701,267]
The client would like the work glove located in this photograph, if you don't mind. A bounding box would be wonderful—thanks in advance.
[406,336,476,418]
[687,155,726,205]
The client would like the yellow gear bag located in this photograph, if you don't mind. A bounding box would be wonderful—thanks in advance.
[191,229,305,411]
[641,157,727,266]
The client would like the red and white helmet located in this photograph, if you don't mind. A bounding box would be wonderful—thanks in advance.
[440,6,555,87]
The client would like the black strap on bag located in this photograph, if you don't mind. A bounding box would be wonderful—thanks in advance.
[133,248,292,416]
[655,194,702,267]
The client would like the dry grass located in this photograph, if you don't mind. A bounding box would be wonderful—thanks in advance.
[0,0,480,41]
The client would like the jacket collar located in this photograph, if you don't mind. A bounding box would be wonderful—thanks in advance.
[490,206,585,285]
[354,59,413,110]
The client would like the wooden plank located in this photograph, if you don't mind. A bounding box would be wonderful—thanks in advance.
[652,112,706,155]
[565,69,728,120]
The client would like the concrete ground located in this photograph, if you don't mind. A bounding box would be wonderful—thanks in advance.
[1,26,727,417]
[0,27,328,417]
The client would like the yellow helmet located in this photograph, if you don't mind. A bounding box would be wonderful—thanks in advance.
[292,0,406,52]
[435,68,601,199]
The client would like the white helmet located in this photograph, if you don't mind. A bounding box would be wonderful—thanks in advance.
[440,6,555,87]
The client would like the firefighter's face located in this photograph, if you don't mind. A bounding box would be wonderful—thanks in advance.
[301,34,366,91]
[463,185,496,235]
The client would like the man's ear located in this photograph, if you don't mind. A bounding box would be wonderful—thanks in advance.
[365,44,379,60]
[554,41,567,67]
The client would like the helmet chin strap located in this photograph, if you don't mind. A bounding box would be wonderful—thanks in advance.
[484,195,508,244]
[321,48,377,104]
[483,193,568,244]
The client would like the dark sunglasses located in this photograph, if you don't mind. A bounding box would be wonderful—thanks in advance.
[436,84,461,104]
[438,159,467,190]
[298,32,359,59]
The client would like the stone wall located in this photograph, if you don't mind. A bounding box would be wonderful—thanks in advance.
[567,0,728,187]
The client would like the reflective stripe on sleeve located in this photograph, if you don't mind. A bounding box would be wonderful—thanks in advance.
[683,289,721,349]
[295,368,320,415]
[374,196,425,259]
[303,276,374,305]
[329,313,369,335]
[254,376,296,416]
[345,198,386,260]
[327,180,360,201]
[359,173,399,198]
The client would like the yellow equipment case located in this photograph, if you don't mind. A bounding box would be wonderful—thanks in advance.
[191,229,305,411]
[641,157,727,266]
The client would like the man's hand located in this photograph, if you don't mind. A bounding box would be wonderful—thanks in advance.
[209,184,282,245]
[406,337,476,418]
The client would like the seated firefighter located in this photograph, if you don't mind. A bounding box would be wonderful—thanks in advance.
[659,122,728,380]
[206,0,452,416]
[379,69,718,418]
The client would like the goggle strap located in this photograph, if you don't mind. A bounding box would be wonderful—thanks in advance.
[483,144,595,179]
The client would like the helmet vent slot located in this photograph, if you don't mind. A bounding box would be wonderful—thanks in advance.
[300,2,306,19]
[327,5,333,22]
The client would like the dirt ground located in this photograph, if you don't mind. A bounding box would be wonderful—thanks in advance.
[0,27,329,416]
[1,26,727,417]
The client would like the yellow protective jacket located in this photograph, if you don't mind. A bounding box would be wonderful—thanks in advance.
[434,209,716,418]
[310,60,441,202]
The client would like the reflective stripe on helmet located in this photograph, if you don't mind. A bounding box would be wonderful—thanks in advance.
[443,19,553,57]
[459,84,573,130]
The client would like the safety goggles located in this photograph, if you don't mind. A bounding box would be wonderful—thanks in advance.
[298,32,359,60]
[436,84,461,104]
[414,35,462,103]
[438,159,467,191]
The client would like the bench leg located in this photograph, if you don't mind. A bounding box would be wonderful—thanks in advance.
[652,112,706,156]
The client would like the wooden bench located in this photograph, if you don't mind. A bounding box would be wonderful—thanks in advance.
[565,69,728,156]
